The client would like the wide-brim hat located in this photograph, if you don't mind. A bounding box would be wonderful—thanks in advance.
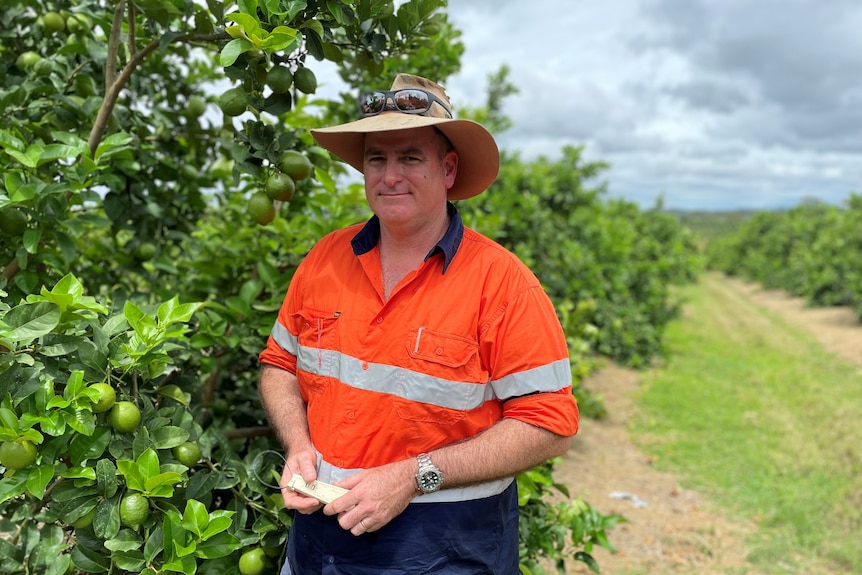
[311,74,500,200]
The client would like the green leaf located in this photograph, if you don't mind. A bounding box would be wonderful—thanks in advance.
[219,38,254,67]
[69,426,111,464]
[144,472,183,497]
[71,541,111,573]
[104,528,144,552]
[25,464,54,499]
[0,473,28,504]
[117,459,147,492]
[2,301,60,344]
[194,531,241,559]
[150,425,190,449]
[181,499,208,537]
[94,494,122,540]
[96,458,119,498]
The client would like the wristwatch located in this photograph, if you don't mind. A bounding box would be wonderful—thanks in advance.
[415,453,444,494]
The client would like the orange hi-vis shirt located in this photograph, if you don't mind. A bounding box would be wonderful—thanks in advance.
[260,204,579,489]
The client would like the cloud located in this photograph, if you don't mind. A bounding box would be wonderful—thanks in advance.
[446,0,862,210]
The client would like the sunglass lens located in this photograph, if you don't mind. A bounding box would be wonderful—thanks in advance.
[393,89,431,112]
[361,92,387,115]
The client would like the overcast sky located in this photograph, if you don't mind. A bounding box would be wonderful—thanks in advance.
[440,0,862,211]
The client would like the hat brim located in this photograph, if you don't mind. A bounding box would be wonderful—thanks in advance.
[311,112,499,200]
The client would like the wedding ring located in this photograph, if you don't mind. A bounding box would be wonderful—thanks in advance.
[360,519,369,531]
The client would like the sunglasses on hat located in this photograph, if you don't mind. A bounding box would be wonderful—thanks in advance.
[359,89,453,119]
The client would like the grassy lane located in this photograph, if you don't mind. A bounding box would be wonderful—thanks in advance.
[632,273,862,574]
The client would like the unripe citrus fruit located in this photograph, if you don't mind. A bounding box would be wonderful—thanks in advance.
[247,192,275,226]
[187,95,207,117]
[266,66,293,94]
[15,51,42,71]
[173,442,202,468]
[66,14,91,36]
[89,383,116,413]
[34,58,54,77]
[219,86,248,117]
[239,548,267,575]
[136,242,157,261]
[119,493,150,529]
[73,74,97,98]
[277,151,313,182]
[0,208,28,236]
[41,12,66,34]
[71,507,96,528]
[293,67,317,94]
[0,440,37,470]
[264,172,295,202]
[109,401,141,433]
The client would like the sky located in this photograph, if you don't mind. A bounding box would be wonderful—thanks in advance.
[436,0,862,211]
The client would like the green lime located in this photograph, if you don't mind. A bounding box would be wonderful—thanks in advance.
[173,442,202,468]
[71,507,95,528]
[0,208,28,236]
[15,51,42,71]
[109,401,141,433]
[238,548,267,575]
[187,95,207,117]
[0,440,37,470]
[293,67,317,94]
[34,58,54,77]
[264,172,296,202]
[247,192,275,226]
[73,74,97,98]
[119,493,150,529]
[266,66,293,94]
[89,383,116,413]
[66,14,91,36]
[219,86,248,117]
[136,242,157,261]
[41,12,66,34]
[277,151,313,182]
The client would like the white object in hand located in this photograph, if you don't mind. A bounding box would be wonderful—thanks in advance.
[287,474,349,504]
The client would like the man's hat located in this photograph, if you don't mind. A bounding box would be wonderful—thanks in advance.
[311,74,500,200]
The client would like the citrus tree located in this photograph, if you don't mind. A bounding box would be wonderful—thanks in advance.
[0,1,633,574]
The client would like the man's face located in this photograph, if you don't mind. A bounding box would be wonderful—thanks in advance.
[362,127,458,228]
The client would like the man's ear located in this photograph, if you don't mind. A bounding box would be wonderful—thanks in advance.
[443,150,459,189]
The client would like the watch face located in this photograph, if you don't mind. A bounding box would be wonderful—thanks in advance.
[419,470,442,492]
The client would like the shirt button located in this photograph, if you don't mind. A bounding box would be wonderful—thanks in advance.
[361,362,369,370]
[327,556,335,564]
[347,411,355,420]
[376,316,383,324]
[436,347,443,355]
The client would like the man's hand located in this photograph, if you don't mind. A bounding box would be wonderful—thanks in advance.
[323,458,417,536]
[280,449,324,514]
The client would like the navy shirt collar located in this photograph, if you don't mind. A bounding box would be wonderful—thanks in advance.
[351,202,464,274]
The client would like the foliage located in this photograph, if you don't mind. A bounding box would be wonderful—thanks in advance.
[705,195,862,317]
[0,1,702,573]
[460,147,703,368]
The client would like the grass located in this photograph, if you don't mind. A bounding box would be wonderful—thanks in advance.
[631,273,862,574]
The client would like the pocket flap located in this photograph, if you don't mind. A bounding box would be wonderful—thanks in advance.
[406,327,477,368]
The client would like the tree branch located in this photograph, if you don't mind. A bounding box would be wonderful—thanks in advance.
[105,0,126,89]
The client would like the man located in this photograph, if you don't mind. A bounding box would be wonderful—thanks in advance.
[259,73,579,574]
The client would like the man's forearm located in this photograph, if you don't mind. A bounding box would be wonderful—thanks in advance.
[259,364,312,454]
[429,417,572,488]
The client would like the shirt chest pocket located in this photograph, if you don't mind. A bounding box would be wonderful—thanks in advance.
[293,308,342,391]
[406,327,479,372]
[395,328,485,425]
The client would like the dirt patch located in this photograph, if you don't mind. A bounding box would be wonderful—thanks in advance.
[558,363,759,575]
[554,274,862,575]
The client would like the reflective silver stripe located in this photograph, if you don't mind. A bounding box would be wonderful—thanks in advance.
[297,345,493,410]
[491,358,573,400]
[316,456,513,503]
[270,320,298,356]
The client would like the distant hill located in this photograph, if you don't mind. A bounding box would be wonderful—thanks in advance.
[665,210,759,241]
